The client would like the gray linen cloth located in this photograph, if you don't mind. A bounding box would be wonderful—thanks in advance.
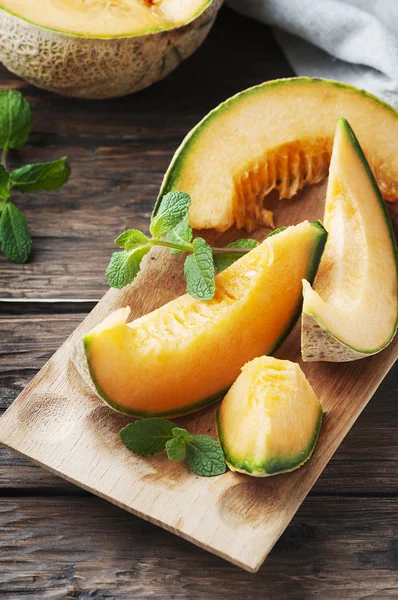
[227,0,398,107]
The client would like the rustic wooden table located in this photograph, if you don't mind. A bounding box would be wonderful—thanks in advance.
[0,8,397,599]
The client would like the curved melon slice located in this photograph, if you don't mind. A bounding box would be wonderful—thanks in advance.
[157,77,398,232]
[0,0,221,98]
[301,118,398,362]
[83,221,327,417]
[217,356,323,477]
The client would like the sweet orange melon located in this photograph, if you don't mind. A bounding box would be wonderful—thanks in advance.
[83,221,327,417]
[0,0,222,98]
[217,356,322,476]
[301,118,398,361]
[157,78,398,232]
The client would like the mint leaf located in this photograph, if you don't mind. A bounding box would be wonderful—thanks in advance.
[172,427,193,442]
[167,214,193,254]
[10,158,70,193]
[184,237,215,300]
[166,437,186,461]
[0,90,31,150]
[150,191,191,239]
[0,202,32,263]
[106,244,150,289]
[120,418,177,456]
[0,164,10,200]
[186,435,227,477]
[214,238,259,272]
[115,229,149,251]
[267,226,287,238]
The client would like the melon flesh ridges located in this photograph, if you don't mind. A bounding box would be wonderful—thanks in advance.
[0,0,222,99]
[82,221,327,417]
[158,78,398,232]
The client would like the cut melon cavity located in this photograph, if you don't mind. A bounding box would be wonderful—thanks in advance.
[82,221,327,417]
[157,78,398,232]
[0,0,222,98]
[217,356,322,477]
[0,0,212,36]
[302,118,398,362]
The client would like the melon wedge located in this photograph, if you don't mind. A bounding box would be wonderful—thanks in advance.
[83,221,327,417]
[217,356,322,477]
[156,77,398,232]
[301,118,398,362]
[0,0,222,98]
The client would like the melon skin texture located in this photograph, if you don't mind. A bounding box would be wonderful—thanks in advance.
[156,77,398,232]
[301,118,398,362]
[82,221,327,418]
[0,0,222,99]
[217,356,323,477]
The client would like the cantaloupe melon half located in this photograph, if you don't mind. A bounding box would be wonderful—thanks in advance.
[83,221,327,417]
[217,356,322,477]
[157,78,398,232]
[301,118,398,362]
[0,0,222,98]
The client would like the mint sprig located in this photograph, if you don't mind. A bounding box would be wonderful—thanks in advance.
[107,191,261,300]
[0,89,71,263]
[184,237,215,300]
[120,418,227,477]
[213,238,259,272]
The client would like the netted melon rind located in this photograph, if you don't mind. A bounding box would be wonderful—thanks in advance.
[301,311,368,362]
[0,0,222,99]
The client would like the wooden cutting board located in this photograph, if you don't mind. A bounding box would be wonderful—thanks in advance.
[0,181,396,572]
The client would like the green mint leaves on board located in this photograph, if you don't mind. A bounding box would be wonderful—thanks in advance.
[149,191,191,239]
[167,214,192,254]
[213,238,259,272]
[184,237,215,300]
[0,89,70,263]
[120,418,227,477]
[120,418,177,456]
[106,229,153,289]
[108,191,260,300]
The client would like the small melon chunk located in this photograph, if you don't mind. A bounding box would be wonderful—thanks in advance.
[83,221,327,417]
[217,356,322,477]
[157,78,398,232]
[302,118,398,362]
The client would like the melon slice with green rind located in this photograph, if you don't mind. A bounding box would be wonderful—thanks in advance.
[156,77,398,232]
[82,220,327,417]
[0,0,222,99]
[301,118,398,362]
[217,356,323,477]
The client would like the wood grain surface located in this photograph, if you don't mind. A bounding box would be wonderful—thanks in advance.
[1,178,397,572]
[0,6,397,598]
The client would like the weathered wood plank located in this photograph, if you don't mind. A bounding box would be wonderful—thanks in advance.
[0,495,397,599]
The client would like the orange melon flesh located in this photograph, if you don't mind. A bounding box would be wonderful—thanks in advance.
[1,0,211,36]
[217,357,322,476]
[158,78,398,232]
[84,221,327,417]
